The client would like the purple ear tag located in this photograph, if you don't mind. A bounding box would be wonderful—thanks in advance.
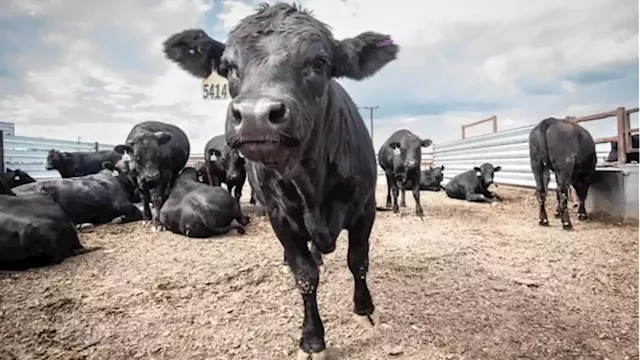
[377,38,394,47]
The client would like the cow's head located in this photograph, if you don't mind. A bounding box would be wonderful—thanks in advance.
[113,131,172,186]
[474,163,501,187]
[388,135,432,182]
[46,149,66,170]
[193,160,207,182]
[5,168,36,187]
[163,2,398,170]
[431,165,445,182]
[177,166,199,184]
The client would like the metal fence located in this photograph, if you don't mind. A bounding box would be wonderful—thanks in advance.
[1,131,115,180]
[433,125,622,190]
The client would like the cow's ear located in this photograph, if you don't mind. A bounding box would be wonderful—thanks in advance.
[473,167,482,176]
[421,139,433,147]
[440,165,445,171]
[114,144,133,154]
[163,29,226,79]
[333,32,399,80]
[494,166,502,172]
[154,131,172,145]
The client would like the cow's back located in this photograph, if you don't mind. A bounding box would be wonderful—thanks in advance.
[532,118,596,173]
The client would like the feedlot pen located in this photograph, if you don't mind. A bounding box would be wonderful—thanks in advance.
[1,184,638,360]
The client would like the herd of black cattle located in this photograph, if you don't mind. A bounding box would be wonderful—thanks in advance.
[0,3,637,358]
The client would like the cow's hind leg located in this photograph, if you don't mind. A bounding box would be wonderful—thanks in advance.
[140,186,153,226]
[348,209,380,329]
[555,173,573,230]
[400,186,406,207]
[390,181,400,213]
[150,185,167,232]
[411,173,424,217]
[574,181,590,221]
[531,162,550,226]
[384,172,393,208]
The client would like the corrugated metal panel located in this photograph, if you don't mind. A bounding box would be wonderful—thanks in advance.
[3,134,115,180]
[0,122,15,136]
[433,125,620,190]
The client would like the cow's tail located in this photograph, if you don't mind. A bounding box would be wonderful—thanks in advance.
[197,205,246,236]
[537,117,555,167]
[375,206,391,212]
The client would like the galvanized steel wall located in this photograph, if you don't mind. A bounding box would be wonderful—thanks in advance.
[2,133,115,180]
[432,125,614,190]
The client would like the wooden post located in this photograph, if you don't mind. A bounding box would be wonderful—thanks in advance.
[461,125,466,139]
[0,131,4,173]
[492,116,497,133]
[616,107,627,165]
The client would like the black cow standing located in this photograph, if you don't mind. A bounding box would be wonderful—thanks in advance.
[113,121,191,231]
[378,129,432,216]
[46,149,122,178]
[404,165,445,191]
[529,117,596,230]
[605,133,639,163]
[445,163,502,203]
[0,191,95,271]
[203,134,246,205]
[159,167,249,237]
[162,3,398,358]
[12,168,143,226]
[1,168,36,188]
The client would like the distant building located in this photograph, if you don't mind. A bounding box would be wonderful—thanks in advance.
[0,121,15,136]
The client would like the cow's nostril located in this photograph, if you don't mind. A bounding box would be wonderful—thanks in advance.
[268,103,287,124]
[231,104,242,124]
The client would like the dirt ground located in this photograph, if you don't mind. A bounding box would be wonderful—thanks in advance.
[0,183,638,360]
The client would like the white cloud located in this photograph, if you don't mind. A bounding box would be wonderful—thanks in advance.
[0,0,637,155]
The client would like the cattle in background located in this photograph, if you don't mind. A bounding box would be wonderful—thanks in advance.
[12,168,143,226]
[403,165,445,192]
[159,167,249,237]
[529,117,597,230]
[193,160,210,184]
[0,176,14,195]
[445,163,502,203]
[203,134,247,205]
[46,149,122,178]
[605,133,639,163]
[162,3,398,357]
[0,192,96,271]
[378,129,432,216]
[1,168,36,188]
[101,160,142,203]
[113,121,190,231]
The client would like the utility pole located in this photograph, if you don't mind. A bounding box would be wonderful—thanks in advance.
[357,105,379,140]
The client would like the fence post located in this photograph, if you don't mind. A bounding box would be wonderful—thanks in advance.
[461,125,466,139]
[492,116,498,133]
[616,107,627,165]
[0,130,4,173]
[94,142,99,151]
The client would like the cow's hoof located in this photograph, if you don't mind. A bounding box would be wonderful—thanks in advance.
[353,310,380,328]
[562,222,573,230]
[111,216,125,224]
[296,349,326,360]
[538,219,549,226]
[578,213,588,221]
[151,225,166,232]
[280,265,291,274]
[141,220,151,226]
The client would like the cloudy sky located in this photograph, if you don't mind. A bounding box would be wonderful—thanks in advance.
[0,0,638,153]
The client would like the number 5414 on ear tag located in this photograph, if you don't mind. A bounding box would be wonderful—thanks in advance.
[202,72,229,101]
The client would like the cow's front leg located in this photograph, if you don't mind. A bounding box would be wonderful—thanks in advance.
[390,181,400,213]
[348,209,380,330]
[272,222,326,359]
[140,185,153,226]
[150,184,167,232]
[233,178,245,205]
[412,186,424,217]
[291,172,333,254]
[400,186,406,207]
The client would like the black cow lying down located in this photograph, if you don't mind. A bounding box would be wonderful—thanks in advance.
[529,117,596,230]
[445,163,502,203]
[403,165,445,191]
[0,191,95,271]
[46,149,122,178]
[163,2,398,358]
[11,168,142,226]
[0,176,14,195]
[1,168,36,188]
[159,167,249,237]
[102,160,142,203]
